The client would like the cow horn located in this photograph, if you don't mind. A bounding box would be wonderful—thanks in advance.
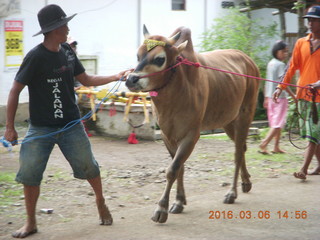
[143,24,150,39]
[168,32,181,45]
[177,40,188,53]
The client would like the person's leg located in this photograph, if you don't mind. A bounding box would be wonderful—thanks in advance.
[260,98,281,154]
[87,176,113,225]
[294,141,316,179]
[58,123,112,225]
[272,128,286,153]
[13,124,55,238]
[308,144,320,175]
[259,128,277,154]
[12,186,39,238]
[261,97,287,154]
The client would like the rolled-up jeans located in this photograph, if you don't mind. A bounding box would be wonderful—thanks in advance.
[16,122,100,186]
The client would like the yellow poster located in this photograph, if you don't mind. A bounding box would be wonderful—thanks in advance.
[4,20,24,68]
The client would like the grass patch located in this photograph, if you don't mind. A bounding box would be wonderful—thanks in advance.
[245,144,302,176]
[0,172,23,210]
[198,132,305,178]
[200,133,229,141]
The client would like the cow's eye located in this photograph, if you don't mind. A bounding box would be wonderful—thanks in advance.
[152,57,165,66]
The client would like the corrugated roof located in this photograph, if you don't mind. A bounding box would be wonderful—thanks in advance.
[240,0,320,13]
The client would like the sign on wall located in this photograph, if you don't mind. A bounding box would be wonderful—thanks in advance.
[4,20,23,68]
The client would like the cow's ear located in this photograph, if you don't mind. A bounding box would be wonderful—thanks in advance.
[143,24,150,39]
[177,40,188,53]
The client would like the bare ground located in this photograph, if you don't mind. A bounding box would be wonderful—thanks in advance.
[0,126,319,240]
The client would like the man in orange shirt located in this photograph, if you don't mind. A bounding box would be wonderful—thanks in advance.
[273,6,320,179]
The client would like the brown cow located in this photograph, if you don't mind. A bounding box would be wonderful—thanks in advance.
[126,26,260,223]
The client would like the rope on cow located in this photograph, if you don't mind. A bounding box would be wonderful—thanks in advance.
[140,55,319,149]
[139,56,311,92]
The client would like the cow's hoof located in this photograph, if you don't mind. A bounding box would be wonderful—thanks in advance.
[151,208,168,223]
[242,182,252,193]
[169,203,184,214]
[223,193,236,204]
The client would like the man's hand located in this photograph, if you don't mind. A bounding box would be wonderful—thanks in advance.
[117,69,134,81]
[308,80,320,89]
[4,128,18,146]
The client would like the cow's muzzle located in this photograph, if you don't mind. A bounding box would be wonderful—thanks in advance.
[126,74,141,91]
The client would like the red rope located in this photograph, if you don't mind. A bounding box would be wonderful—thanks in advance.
[139,56,310,90]
[139,61,184,78]
[177,56,311,90]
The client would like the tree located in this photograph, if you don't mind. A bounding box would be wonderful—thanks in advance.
[200,8,279,120]
[200,8,278,78]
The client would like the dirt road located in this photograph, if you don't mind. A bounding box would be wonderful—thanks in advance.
[1,130,319,240]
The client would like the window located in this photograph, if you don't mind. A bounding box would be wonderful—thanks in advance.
[172,0,186,11]
[221,1,235,8]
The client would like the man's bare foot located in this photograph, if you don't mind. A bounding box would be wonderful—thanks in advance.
[97,199,113,225]
[293,171,306,180]
[12,225,37,238]
[308,166,320,175]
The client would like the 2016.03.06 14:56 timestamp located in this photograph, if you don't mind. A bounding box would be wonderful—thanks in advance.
[208,210,308,220]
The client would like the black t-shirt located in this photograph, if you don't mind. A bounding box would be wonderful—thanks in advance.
[15,43,85,127]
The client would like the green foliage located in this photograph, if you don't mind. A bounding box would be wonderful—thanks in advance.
[0,173,22,209]
[200,8,279,120]
[285,99,300,131]
[292,1,305,10]
[200,8,278,78]
[255,90,267,120]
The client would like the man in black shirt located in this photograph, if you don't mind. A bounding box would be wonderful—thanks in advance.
[4,4,130,238]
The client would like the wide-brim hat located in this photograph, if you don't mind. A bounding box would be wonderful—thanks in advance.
[33,4,76,37]
[303,6,320,19]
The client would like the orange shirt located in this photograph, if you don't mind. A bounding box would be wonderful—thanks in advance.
[278,34,320,102]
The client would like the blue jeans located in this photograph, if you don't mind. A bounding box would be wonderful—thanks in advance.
[16,123,100,186]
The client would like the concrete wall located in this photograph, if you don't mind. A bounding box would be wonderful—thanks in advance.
[0,102,29,126]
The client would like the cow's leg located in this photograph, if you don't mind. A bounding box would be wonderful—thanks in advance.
[223,121,250,204]
[223,123,239,203]
[151,133,198,223]
[238,87,259,193]
[169,164,187,213]
[162,141,186,214]
[240,151,252,193]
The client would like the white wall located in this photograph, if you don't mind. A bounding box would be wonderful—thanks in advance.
[141,0,204,45]
[250,8,298,32]
[0,0,44,105]
[250,8,299,54]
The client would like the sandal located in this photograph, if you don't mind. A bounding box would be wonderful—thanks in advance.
[258,150,270,155]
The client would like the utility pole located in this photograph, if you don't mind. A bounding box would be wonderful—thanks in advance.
[297,0,307,37]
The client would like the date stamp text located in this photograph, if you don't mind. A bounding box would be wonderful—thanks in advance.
[208,210,308,220]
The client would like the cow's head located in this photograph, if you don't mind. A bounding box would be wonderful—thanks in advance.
[126,25,188,93]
